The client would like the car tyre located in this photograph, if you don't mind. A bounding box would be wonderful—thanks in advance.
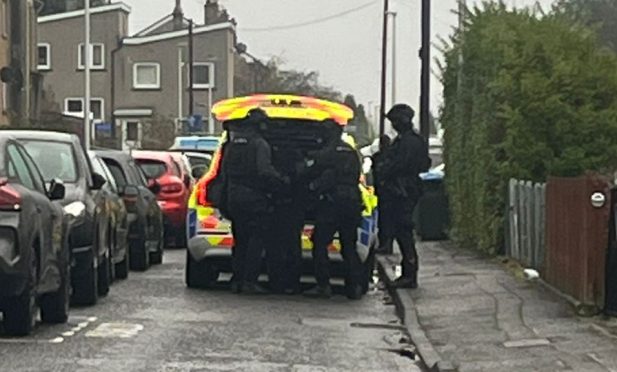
[41,259,70,324]
[185,251,218,288]
[4,247,38,336]
[72,253,98,306]
[130,238,150,271]
[115,246,129,280]
[97,250,111,297]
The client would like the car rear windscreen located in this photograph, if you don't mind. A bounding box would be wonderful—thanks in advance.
[136,160,167,180]
[22,140,78,183]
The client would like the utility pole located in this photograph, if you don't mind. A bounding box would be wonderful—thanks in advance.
[84,0,91,150]
[379,0,389,140]
[419,0,431,140]
[387,10,397,107]
[188,19,194,118]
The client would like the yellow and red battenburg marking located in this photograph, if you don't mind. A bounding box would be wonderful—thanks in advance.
[212,94,354,125]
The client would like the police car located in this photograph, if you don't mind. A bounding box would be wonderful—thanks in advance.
[185,94,379,291]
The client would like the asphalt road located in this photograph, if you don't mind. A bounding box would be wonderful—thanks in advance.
[0,249,422,372]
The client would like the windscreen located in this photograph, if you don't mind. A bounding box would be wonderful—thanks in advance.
[22,140,78,183]
[136,159,167,180]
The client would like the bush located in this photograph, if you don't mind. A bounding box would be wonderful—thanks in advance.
[440,2,617,253]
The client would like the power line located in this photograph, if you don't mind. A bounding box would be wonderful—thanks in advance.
[239,1,379,32]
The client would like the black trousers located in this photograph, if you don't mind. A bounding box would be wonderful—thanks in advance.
[312,207,362,289]
[380,198,419,279]
[229,202,269,285]
[267,200,303,292]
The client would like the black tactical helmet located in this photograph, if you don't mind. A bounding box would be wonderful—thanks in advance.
[386,104,415,123]
[245,107,269,131]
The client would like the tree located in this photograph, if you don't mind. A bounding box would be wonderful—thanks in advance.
[553,0,617,51]
[440,3,617,253]
[234,56,375,145]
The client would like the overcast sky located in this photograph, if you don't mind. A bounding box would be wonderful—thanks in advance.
[123,0,556,117]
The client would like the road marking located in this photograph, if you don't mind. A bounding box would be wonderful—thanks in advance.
[503,338,551,348]
[0,336,64,344]
[85,323,144,338]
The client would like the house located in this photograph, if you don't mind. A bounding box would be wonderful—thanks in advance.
[37,2,130,145]
[0,0,40,126]
[37,0,237,150]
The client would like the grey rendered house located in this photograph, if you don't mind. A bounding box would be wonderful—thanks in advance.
[37,0,236,149]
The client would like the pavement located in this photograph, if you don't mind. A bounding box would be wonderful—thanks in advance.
[0,249,422,372]
[378,241,617,372]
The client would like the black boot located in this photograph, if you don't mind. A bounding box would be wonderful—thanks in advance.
[243,282,269,295]
[230,281,242,294]
[392,276,418,289]
[303,284,332,298]
[346,284,363,300]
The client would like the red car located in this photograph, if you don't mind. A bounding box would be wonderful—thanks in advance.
[133,151,192,247]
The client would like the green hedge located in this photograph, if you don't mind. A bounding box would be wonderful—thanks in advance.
[440,3,617,253]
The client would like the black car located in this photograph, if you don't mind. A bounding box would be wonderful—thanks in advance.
[10,131,111,306]
[0,135,69,336]
[89,152,130,280]
[95,150,164,270]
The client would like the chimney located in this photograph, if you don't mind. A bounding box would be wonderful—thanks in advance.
[204,0,220,25]
[173,0,184,30]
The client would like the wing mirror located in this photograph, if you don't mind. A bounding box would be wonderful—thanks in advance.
[48,179,66,201]
[92,172,107,190]
[191,166,206,180]
[122,185,139,198]
[148,179,161,194]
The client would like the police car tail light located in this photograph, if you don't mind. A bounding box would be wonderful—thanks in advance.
[0,179,21,211]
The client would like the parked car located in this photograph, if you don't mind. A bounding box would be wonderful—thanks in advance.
[95,150,164,269]
[88,152,130,280]
[0,135,69,336]
[133,151,191,248]
[10,131,111,306]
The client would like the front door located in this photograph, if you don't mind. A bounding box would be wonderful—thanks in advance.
[121,120,142,151]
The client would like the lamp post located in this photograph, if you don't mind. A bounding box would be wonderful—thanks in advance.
[84,0,91,150]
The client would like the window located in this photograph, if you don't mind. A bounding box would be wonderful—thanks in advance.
[190,62,215,89]
[64,98,104,120]
[136,160,167,180]
[21,140,78,183]
[37,43,51,70]
[7,144,35,190]
[1,0,8,39]
[78,43,105,70]
[90,156,117,193]
[133,63,160,89]
[104,160,128,190]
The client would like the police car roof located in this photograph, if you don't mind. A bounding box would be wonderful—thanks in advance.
[212,94,354,125]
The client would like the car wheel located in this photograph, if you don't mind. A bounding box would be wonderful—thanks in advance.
[72,253,98,306]
[185,251,218,289]
[130,238,150,271]
[97,250,111,297]
[4,247,38,336]
[41,260,70,324]
[115,246,129,280]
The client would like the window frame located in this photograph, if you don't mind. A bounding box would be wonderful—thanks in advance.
[189,62,215,90]
[133,62,161,90]
[1,0,8,39]
[78,43,105,70]
[64,97,105,120]
[37,43,51,71]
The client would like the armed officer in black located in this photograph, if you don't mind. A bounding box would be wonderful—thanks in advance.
[374,104,431,288]
[305,122,364,299]
[224,109,287,294]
